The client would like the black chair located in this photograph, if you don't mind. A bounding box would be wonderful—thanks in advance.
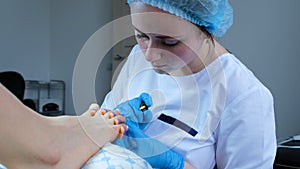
[0,71,25,101]
[274,138,300,169]
[0,71,37,111]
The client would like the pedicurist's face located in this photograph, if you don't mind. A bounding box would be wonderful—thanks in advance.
[130,2,208,76]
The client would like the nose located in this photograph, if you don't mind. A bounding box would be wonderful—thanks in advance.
[144,42,162,62]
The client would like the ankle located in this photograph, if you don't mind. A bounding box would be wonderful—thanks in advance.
[50,116,100,167]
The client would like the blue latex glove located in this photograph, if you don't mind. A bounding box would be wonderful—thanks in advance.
[114,93,152,128]
[114,120,185,169]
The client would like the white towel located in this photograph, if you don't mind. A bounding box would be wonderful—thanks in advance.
[81,143,153,169]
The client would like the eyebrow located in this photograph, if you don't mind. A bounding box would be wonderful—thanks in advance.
[133,26,182,39]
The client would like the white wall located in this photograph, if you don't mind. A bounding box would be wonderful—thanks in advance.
[0,0,113,116]
[49,0,113,115]
[0,0,50,80]
[220,0,300,139]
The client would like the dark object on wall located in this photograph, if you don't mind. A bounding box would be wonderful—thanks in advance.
[274,136,300,169]
[0,71,25,101]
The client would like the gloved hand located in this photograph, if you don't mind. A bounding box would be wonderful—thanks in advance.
[114,93,152,129]
[114,120,185,169]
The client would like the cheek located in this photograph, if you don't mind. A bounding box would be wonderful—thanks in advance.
[136,38,148,52]
[168,45,198,64]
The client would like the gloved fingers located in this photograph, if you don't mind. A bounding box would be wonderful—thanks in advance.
[125,119,140,129]
[126,119,140,128]
[129,93,152,110]
[134,109,153,123]
[139,93,152,107]
[137,93,153,122]
[115,107,139,123]
[125,120,148,138]
[129,97,142,110]
[137,109,153,123]
[144,109,153,121]
[113,93,152,123]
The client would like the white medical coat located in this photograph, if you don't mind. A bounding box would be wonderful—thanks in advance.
[102,45,276,169]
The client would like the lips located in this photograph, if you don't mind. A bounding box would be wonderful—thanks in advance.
[151,63,165,69]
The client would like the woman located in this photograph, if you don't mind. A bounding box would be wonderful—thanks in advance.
[103,0,277,168]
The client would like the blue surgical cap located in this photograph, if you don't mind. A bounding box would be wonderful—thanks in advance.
[127,0,233,37]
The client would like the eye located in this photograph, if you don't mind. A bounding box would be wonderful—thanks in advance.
[136,34,149,42]
[162,38,179,47]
